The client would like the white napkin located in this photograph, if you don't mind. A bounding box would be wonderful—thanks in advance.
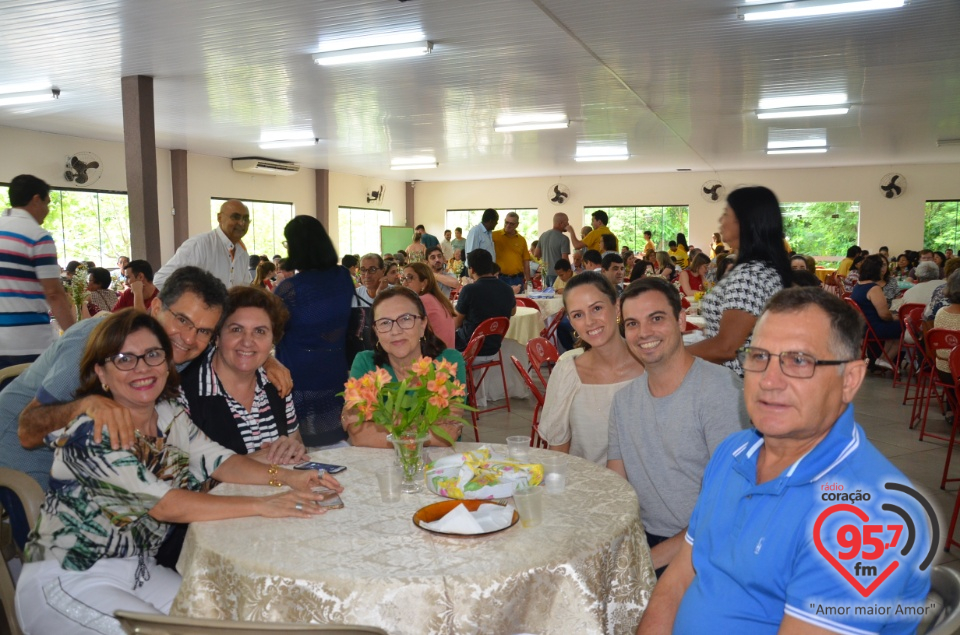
[420,503,516,534]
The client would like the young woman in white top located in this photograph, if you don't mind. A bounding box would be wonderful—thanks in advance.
[536,272,645,465]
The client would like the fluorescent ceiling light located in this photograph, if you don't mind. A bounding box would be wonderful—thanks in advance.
[767,147,829,154]
[757,105,849,119]
[495,113,568,133]
[738,0,904,21]
[313,41,432,66]
[391,157,438,170]
[317,32,425,53]
[759,93,847,110]
[575,145,629,162]
[767,139,826,149]
[259,139,318,149]
[0,88,59,107]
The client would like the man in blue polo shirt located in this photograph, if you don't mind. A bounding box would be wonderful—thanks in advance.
[639,287,931,635]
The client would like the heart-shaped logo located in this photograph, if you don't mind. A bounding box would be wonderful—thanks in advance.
[814,503,899,598]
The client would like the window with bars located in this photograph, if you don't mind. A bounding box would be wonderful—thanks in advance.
[338,206,391,257]
[583,206,689,253]
[1,184,131,267]
[924,200,960,253]
[780,202,859,259]
[445,209,539,246]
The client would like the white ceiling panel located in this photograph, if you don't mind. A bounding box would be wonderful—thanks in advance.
[0,0,957,181]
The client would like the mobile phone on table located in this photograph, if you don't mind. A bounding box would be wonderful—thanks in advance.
[293,461,347,473]
[313,487,345,510]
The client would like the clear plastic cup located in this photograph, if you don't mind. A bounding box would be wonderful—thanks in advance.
[513,486,543,528]
[506,435,531,462]
[376,466,403,503]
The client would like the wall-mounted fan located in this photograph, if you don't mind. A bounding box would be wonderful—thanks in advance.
[880,173,906,199]
[64,152,103,186]
[701,180,725,203]
[548,183,570,205]
[367,185,384,204]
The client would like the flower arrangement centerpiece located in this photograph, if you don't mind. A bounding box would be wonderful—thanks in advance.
[449,258,464,277]
[341,356,472,493]
[68,264,88,320]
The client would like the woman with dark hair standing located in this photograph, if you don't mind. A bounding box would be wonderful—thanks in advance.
[342,287,465,448]
[687,186,792,375]
[274,215,355,448]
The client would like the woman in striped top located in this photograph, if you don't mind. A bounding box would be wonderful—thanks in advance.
[179,286,309,464]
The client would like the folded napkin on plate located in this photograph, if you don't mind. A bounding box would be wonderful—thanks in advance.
[420,503,516,534]
[425,446,544,499]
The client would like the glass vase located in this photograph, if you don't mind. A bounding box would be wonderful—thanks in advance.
[386,433,427,494]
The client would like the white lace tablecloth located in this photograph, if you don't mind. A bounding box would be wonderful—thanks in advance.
[172,444,656,635]
[504,306,542,346]
[518,294,564,319]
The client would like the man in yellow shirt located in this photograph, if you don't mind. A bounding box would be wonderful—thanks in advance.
[567,210,618,254]
[835,245,861,277]
[492,211,532,288]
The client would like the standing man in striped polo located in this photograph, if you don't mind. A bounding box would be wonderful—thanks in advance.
[0,175,75,368]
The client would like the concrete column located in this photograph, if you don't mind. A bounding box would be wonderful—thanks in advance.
[121,75,161,268]
[315,168,329,227]
[170,150,189,248]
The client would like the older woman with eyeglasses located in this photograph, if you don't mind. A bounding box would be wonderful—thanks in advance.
[16,309,341,635]
[180,286,308,464]
[342,287,465,448]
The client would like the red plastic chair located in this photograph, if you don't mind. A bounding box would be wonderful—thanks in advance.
[541,308,565,350]
[903,309,931,415]
[464,317,512,428]
[526,337,559,387]
[941,346,960,493]
[515,297,540,310]
[460,334,486,440]
[917,329,960,446]
[894,304,925,390]
[843,298,896,370]
[510,356,548,448]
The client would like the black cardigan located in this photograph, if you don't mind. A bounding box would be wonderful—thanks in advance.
[179,358,290,455]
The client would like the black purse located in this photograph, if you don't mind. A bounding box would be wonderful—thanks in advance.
[346,289,375,365]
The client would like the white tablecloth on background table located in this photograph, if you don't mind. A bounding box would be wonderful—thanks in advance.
[476,307,543,406]
[172,444,656,635]
[517,294,564,319]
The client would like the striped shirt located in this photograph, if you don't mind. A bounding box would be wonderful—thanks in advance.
[186,348,298,453]
[0,208,60,356]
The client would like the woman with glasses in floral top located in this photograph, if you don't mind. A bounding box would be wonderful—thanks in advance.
[16,309,342,635]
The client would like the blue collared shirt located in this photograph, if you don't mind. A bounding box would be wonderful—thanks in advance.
[465,224,496,261]
[676,405,930,635]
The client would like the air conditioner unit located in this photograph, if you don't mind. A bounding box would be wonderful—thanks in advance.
[231,157,301,176]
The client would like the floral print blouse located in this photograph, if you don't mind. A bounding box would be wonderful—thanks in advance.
[25,399,234,572]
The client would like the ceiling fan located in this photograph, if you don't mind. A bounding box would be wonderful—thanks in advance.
[880,173,906,199]
[64,152,103,186]
[549,183,570,205]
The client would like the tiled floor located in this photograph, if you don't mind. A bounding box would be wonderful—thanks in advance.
[474,369,960,570]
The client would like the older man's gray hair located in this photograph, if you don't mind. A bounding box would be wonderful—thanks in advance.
[915,260,940,282]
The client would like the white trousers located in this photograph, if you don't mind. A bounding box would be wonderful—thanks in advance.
[16,556,182,635]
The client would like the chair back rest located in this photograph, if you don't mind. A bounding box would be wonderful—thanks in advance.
[541,308,565,339]
[473,317,510,339]
[515,297,540,310]
[919,565,960,635]
[898,303,926,328]
[925,328,960,361]
[0,363,30,385]
[905,310,925,358]
[526,337,559,386]
[461,334,486,366]
[510,356,544,405]
[472,317,511,355]
[115,610,389,634]
[0,468,45,635]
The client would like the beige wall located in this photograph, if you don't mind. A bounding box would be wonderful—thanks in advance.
[0,125,174,261]
[4,124,960,262]
[413,165,960,257]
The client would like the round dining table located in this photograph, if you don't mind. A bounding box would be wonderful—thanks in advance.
[171,444,656,635]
